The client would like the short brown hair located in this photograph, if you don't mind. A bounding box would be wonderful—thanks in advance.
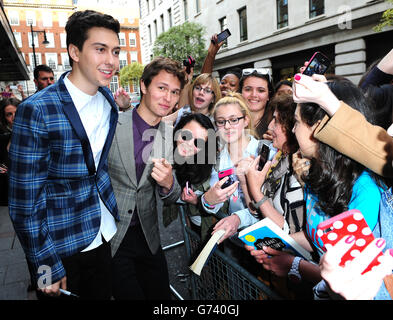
[188,73,221,113]
[140,57,186,95]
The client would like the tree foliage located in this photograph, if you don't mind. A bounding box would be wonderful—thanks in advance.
[119,62,144,87]
[153,22,207,72]
[374,0,393,32]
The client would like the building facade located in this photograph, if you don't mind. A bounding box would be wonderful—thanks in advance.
[141,0,393,85]
[139,0,187,65]
[3,0,141,95]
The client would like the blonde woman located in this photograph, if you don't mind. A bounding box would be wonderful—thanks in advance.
[163,73,221,125]
[201,92,263,242]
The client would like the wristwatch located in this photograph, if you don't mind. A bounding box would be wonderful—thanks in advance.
[288,256,302,282]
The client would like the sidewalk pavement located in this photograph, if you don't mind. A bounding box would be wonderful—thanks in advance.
[0,206,36,300]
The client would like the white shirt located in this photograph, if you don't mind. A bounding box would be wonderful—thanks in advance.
[64,74,117,252]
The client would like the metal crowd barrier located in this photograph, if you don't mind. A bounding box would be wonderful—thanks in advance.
[171,205,282,300]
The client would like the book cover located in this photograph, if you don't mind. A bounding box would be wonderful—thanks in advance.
[238,217,312,261]
[190,229,226,276]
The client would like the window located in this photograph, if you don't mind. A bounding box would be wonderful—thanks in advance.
[183,0,188,21]
[119,33,126,46]
[129,33,136,47]
[13,32,22,48]
[28,32,39,48]
[168,8,172,28]
[219,16,228,47]
[160,14,165,33]
[238,7,247,42]
[60,33,67,48]
[110,76,119,93]
[8,11,20,26]
[152,0,155,10]
[119,51,128,69]
[310,0,324,18]
[130,51,138,63]
[42,11,53,27]
[26,11,36,26]
[277,0,288,29]
[29,52,42,68]
[154,19,158,38]
[45,33,55,48]
[195,0,201,14]
[148,25,152,44]
[61,53,71,70]
[58,12,68,27]
[146,0,150,13]
[45,53,58,70]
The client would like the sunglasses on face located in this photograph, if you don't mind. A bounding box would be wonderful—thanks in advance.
[242,68,272,81]
[178,130,206,148]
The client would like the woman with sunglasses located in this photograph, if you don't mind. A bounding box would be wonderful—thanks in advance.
[163,73,221,126]
[163,113,219,241]
[240,68,275,139]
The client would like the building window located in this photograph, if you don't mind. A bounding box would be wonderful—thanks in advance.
[119,51,128,69]
[119,33,126,46]
[277,0,288,29]
[129,33,136,47]
[168,8,172,28]
[154,19,158,38]
[146,0,150,13]
[28,32,39,48]
[26,11,36,26]
[13,32,22,48]
[160,14,165,33]
[45,53,58,70]
[8,11,20,26]
[183,0,188,21]
[45,33,55,48]
[238,7,247,42]
[60,33,67,48]
[42,11,53,27]
[61,53,71,70]
[310,0,324,18]
[219,16,228,47]
[195,0,201,14]
[148,25,152,44]
[110,76,119,93]
[130,51,138,63]
[152,0,155,10]
[29,53,42,68]
[58,12,68,27]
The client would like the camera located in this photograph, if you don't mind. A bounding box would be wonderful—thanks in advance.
[183,55,196,74]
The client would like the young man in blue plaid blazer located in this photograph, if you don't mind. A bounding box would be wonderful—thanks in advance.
[8,10,121,299]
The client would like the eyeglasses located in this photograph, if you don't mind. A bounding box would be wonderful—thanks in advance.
[194,85,214,95]
[178,130,206,148]
[242,68,272,80]
[215,116,245,127]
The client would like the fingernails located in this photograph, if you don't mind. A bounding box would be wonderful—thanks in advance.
[294,74,301,81]
[376,238,386,248]
[389,249,393,257]
[345,235,356,244]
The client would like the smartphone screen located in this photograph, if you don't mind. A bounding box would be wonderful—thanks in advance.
[302,52,331,77]
[317,209,382,274]
[215,28,231,44]
[258,144,270,171]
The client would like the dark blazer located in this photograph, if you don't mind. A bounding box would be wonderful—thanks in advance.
[8,72,119,284]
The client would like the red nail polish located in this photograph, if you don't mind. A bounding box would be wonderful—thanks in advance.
[345,235,356,244]
[376,238,386,248]
[294,74,301,81]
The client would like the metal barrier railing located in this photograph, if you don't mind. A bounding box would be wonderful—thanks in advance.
[177,205,283,300]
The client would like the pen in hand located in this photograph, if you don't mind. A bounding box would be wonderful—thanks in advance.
[59,288,79,298]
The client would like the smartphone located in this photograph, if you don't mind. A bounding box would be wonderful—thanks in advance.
[317,209,382,274]
[183,55,195,74]
[218,168,235,189]
[302,51,331,77]
[257,144,270,171]
[213,28,231,44]
[10,85,18,90]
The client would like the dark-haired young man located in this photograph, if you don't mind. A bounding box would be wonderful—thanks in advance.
[108,57,186,299]
[33,64,55,92]
[9,10,121,299]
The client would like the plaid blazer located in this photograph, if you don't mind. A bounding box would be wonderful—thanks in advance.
[8,72,119,284]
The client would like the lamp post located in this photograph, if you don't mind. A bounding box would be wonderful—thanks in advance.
[30,24,50,69]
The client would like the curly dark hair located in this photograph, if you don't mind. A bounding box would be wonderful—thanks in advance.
[269,93,298,155]
[300,80,382,217]
[173,113,217,187]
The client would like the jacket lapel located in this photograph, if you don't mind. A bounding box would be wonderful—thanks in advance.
[56,72,96,175]
[116,110,138,188]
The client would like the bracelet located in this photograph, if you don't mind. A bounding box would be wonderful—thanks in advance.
[202,194,216,209]
[251,195,268,211]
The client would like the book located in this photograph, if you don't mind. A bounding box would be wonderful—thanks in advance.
[238,217,312,261]
[189,229,226,276]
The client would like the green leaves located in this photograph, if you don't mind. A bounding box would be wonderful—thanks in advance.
[374,0,393,32]
[119,62,144,87]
